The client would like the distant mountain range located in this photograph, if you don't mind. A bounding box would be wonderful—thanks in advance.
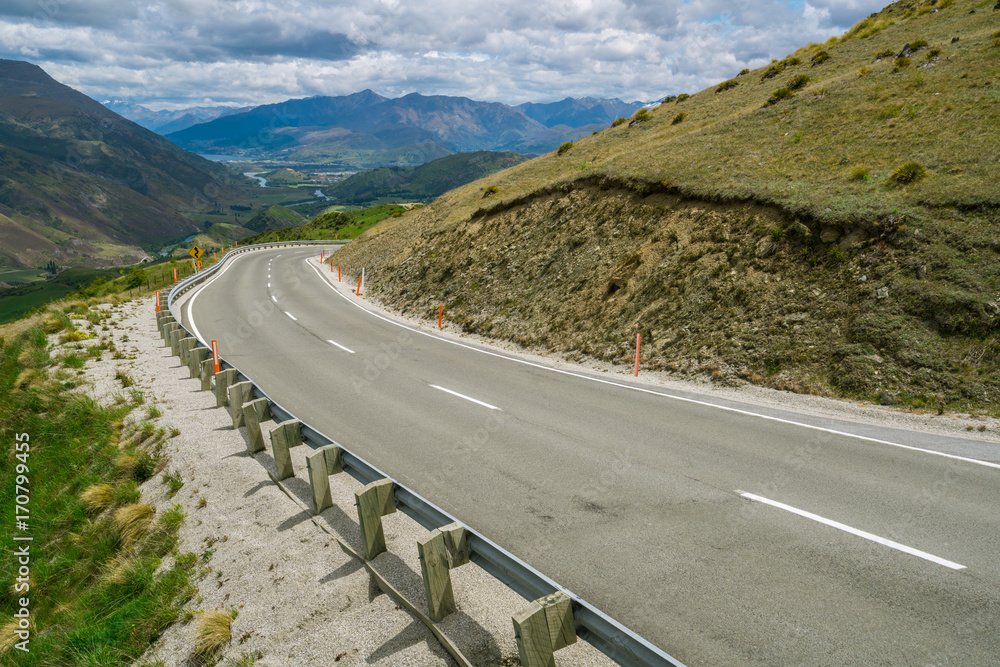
[0,59,246,268]
[164,92,645,167]
[102,100,251,135]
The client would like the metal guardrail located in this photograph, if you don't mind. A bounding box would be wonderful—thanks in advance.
[167,241,686,667]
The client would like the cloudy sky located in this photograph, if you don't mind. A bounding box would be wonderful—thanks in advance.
[0,0,888,110]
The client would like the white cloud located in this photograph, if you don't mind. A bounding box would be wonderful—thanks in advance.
[0,0,887,108]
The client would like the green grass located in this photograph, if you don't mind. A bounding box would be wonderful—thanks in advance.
[244,204,409,244]
[0,267,122,325]
[0,325,196,665]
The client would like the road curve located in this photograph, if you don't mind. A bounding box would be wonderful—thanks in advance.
[178,246,1000,666]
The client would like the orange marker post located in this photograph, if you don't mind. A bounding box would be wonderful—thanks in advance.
[337,266,341,282]
[634,333,641,377]
[438,305,443,329]
[214,252,218,263]
[356,275,362,296]
[173,267,178,283]
[155,290,161,312]
[211,339,220,373]
[321,249,325,262]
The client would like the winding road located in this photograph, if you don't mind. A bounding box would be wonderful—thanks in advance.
[177,245,1000,666]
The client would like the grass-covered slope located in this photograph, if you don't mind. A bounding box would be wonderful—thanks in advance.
[244,204,408,244]
[325,151,531,205]
[243,205,305,233]
[332,0,1000,414]
[0,304,196,664]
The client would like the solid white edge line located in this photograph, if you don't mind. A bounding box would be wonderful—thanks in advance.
[430,384,500,410]
[740,492,966,570]
[285,311,297,321]
[302,260,1000,471]
[326,339,355,354]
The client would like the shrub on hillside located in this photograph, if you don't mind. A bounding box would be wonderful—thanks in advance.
[716,79,739,93]
[787,74,810,90]
[765,87,795,106]
[811,50,830,65]
[849,166,870,182]
[873,48,895,60]
[893,56,912,71]
[761,61,785,80]
[676,93,691,102]
[611,117,627,127]
[738,68,750,75]
[671,112,687,125]
[557,141,574,156]
[889,161,928,185]
[633,108,650,121]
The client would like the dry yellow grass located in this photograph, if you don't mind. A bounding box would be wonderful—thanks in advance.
[14,369,42,389]
[101,556,138,586]
[194,610,233,658]
[0,617,32,656]
[81,483,114,511]
[41,314,66,333]
[113,503,155,547]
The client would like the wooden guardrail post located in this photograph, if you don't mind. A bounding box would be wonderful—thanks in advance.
[157,312,172,335]
[418,522,470,622]
[169,328,183,355]
[200,359,215,391]
[356,478,396,560]
[269,420,302,480]
[178,337,195,364]
[188,347,210,379]
[162,321,179,345]
[227,381,254,429]
[242,397,271,454]
[305,445,342,513]
[215,369,237,408]
[512,591,577,667]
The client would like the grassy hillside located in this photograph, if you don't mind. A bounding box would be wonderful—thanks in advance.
[331,0,1000,415]
[243,205,305,233]
[244,204,408,244]
[0,267,123,324]
[325,151,531,205]
[0,60,249,268]
[0,303,195,664]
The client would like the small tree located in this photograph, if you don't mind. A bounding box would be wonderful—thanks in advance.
[557,141,574,155]
[124,266,147,289]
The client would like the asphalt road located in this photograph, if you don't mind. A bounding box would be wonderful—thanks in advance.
[178,246,1000,666]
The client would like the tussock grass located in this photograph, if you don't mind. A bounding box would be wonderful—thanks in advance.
[194,610,233,658]
[81,483,115,511]
[114,504,156,547]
